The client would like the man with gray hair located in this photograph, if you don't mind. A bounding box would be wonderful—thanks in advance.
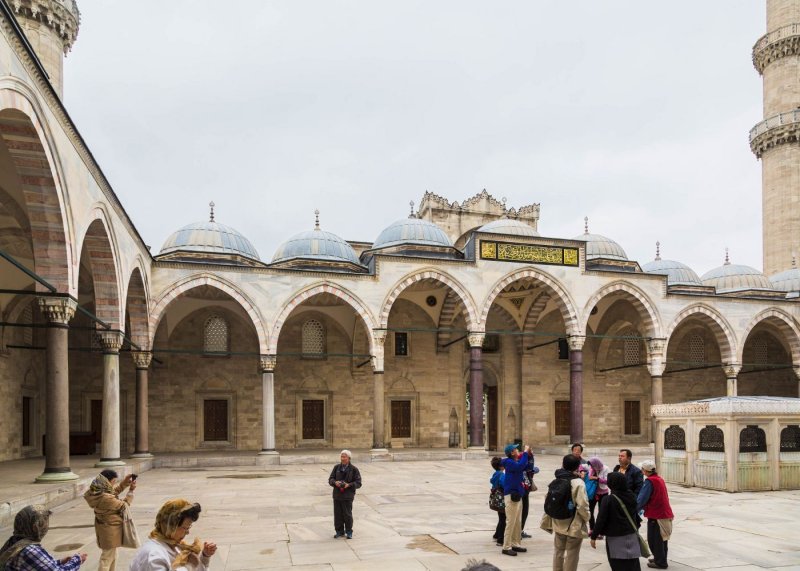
[328,449,362,539]
[637,459,674,569]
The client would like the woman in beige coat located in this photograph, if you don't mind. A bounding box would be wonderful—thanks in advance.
[83,469,136,571]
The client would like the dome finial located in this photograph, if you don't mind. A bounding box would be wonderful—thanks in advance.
[314,209,320,230]
[209,201,215,223]
[409,200,415,219]
[724,247,730,265]
[583,216,589,235]
[655,241,661,261]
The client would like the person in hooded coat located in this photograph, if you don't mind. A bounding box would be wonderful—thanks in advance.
[83,470,136,571]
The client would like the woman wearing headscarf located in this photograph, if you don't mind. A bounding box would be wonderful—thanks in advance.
[587,457,609,533]
[128,499,217,571]
[0,504,87,570]
[83,470,136,571]
[589,472,642,571]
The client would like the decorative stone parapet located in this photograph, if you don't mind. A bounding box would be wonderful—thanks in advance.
[653,396,800,417]
[750,111,800,157]
[10,0,80,53]
[37,296,76,325]
[753,23,800,74]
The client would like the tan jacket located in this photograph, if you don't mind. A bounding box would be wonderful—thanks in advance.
[84,482,133,549]
[540,476,590,539]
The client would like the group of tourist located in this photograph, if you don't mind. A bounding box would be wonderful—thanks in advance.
[490,443,674,571]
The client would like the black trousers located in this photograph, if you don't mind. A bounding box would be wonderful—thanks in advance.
[647,518,668,567]
[493,511,506,540]
[521,489,530,529]
[334,499,354,533]
[589,493,606,530]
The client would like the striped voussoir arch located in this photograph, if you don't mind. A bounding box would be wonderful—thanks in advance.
[737,307,800,365]
[380,270,478,330]
[0,105,69,292]
[436,290,460,350]
[81,219,121,328]
[124,267,149,348]
[486,303,522,354]
[580,281,662,339]
[664,303,737,365]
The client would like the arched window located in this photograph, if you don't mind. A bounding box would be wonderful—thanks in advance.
[204,315,229,354]
[689,334,705,364]
[302,319,325,358]
[699,425,724,452]
[739,425,767,453]
[664,425,686,450]
[624,335,640,366]
[780,425,800,452]
[751,336,768,365]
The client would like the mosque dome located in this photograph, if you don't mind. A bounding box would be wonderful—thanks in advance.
[478,218,540,237]
[272,212,360,266]
[701,252,773,293]
[770,266,800,292]
[159,203,260,262]
[573,218,628,261]
[642,242,701,285]
[372,218,453,250]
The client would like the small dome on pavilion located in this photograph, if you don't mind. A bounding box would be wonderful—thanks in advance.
[770,259,800,292]
[701,250,773,292]
[642,242,701,285]
[573,217,628,261]
[478,218,540,237]
[272,211,360,265]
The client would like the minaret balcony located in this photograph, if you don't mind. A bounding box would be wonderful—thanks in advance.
[753,23,800,74]
[750,111,800,158]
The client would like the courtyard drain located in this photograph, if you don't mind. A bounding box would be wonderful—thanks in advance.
[405,535,455,554]
[53,544,84,552]
[49,524,93,530]
[207,473,283,479]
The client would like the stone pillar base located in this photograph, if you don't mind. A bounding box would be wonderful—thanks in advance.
[370,448,391,461]
[466,446,489,459]
[258,449,279,456]
[130,452,153,459]
[95,458,126,467]
[35,471,79,483]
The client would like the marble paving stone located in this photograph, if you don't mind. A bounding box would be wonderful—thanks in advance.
[288,541,360,566]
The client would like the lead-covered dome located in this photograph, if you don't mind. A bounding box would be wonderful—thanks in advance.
[478,218,540,237]
[159,205,260,264]
[573,218,627,261]
[642,243,701,285]
[372,218,453,249]
[701,253,773,293]
[271,212,361,270]
[770,266,800,292]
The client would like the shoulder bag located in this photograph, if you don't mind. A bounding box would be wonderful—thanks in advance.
[612,494,651,558]
[121,503,141,549]
[489,487,505,512]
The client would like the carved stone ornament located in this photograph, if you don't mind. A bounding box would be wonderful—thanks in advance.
[750,113,800,158]
[371,353,384,373]
[260,355,277,372]
[96,330,124,353]
[646,338,666,355]
[10,0,81,53]
[37,296,76,325]
[467,332,485,348]
[752,25,800,74]
[723,364,742,379]
[566,335,585,352]
[372,329,388,346]
[131,351,152,370]
[652,396,800,417]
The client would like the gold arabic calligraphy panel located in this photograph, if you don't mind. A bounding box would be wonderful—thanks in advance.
[480,240,579,267]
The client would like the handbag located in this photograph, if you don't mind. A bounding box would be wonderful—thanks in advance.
[489,487,505,512]
[121,504,141,549]
[612,495,651,558]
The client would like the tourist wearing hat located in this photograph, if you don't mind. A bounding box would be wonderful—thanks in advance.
[500,443,531,557]
[636,460,674,569]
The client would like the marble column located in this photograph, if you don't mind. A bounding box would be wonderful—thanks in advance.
[647,338,667,444]
[794,366,800,398]
[567,335,585,443]
[724,364,741,397]
[96,331,125,467]
[468,332,485,449]
[36,297,79,482]
[259,356,279,456]
[371,331,388,452]
[131,351,152,458]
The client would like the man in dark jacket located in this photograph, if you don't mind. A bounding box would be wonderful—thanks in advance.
[613,449,643,497]
[328,449,362,539]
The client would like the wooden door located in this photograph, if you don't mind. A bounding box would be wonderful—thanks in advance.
[486,386,498,450]
[302,400,325,440]
[203,400,228,441]
[624,400,640,435]
[391,400,411,438]
[555,400,570,436]
[91,399,103,443]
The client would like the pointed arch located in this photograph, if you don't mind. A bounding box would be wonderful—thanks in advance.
[436,290,461,349]
[480,268,579,335]
[379,269,478,330]
[523,291,551,336]
[580,281,662,339]
[665,303,737,364]
[486,303,522,354]
[77,211,122,328]
[123,266,149,348]
[150,274,269,354]
[737,308,800,365]
[270,282,377,355]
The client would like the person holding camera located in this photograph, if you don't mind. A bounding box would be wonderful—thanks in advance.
[500,443,530,557]
[83,469,136,571]
[328,450,362,539]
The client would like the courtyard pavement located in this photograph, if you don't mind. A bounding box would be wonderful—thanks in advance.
[1,454,798,571]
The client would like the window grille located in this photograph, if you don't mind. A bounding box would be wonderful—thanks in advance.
[624,335,640,366]
[664,425,686,450]
[302,319,325,357]
[780,425,800,452]
[21,304,32,346]
[699,425,724,452]
[739,425,767,453]
[204,315,229,354]
[395,332,409,356]
[752,337,768,365]
[689,334,705,363]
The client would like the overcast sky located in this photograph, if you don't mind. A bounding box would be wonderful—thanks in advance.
[64,1,765,275]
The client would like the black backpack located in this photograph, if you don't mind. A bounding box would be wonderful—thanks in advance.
[544,475,576,519]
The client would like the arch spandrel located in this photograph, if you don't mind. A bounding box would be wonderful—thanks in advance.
[737,307,800,365]
[480,268,579,335]
[150,274,269,355]
[269,282,377,355]
[580,281,663,339]
[378,269,479,331]
[664,303,737,364]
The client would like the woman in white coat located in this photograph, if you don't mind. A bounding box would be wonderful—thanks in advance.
[128,500,217,571]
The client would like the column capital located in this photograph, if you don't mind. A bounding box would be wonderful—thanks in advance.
[567,334,585,352]
[131,351,152,370]
[260,355,277,373]
[647,338,667,377]
[646,337,667,355]
[37,296,76,325]
[372,329,388,345]
[467,331,485,348]
[793,365,800,381]
[96,330,124,354]
[723,363,742,378]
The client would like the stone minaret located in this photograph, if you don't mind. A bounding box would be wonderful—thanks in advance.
[751,0,800,276]
[9,0,80,98]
